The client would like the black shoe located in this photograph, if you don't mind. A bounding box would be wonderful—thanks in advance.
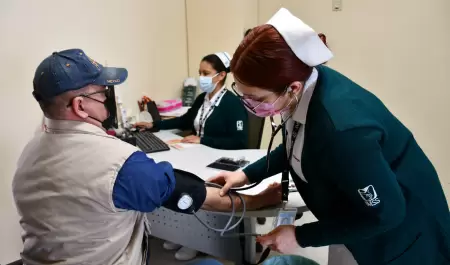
[256,217,266,225]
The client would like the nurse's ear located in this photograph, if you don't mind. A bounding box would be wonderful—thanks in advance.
[217,71,227,82]
[287,81,304,97]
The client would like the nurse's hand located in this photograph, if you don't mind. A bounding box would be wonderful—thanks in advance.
[207,171,249,196]
[133,122,153,130]
[256,225,300,254]
[181,135,200,144]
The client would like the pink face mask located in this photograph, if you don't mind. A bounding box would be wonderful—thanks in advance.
[242,98,281,117]
[243,93,294,118]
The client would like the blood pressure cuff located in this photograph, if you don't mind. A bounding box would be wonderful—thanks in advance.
[162,169,207,214]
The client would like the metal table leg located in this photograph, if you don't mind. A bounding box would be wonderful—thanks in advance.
[243,217,256,264]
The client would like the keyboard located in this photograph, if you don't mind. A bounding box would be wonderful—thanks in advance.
[133,131,170,153]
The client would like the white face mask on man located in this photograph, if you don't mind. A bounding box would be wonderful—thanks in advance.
[198,73,219,93]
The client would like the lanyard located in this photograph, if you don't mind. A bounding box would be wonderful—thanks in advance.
[287,121,302,164]
[281,121,302,203]
[198,89,226,137]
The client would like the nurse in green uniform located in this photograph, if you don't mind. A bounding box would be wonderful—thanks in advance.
[209,8,450,265]
[135,52,248,150]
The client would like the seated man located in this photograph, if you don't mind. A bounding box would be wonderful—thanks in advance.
[12,49,281,265]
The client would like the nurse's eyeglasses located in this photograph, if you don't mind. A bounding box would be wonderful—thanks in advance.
[231,82,290,115]
[231,82,256,112]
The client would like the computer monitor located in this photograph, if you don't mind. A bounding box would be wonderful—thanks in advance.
[108,85,118,129]
[146,101,161,132]
[147,101,161,123]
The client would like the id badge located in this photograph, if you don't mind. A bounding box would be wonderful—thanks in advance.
[273,208,297,228]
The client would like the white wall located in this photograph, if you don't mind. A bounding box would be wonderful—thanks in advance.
[0,0,188,262]
[185,0,258,85]
[258,0,450,201]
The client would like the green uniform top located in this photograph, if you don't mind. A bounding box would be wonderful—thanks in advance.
[243,66,450,265]
[154,89,248,150]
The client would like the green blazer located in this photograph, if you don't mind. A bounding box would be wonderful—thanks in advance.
[154,90,248,150]
[244,66,450,265]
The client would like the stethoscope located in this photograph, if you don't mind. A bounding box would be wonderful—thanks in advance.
[230,88,299,194]
[193,89,300,265]
[193,115,292,242]
[195,90,299,236]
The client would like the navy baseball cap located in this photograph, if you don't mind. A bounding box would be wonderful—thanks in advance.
[32,48,128,101]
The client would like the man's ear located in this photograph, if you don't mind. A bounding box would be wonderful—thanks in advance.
[71,97,89,119]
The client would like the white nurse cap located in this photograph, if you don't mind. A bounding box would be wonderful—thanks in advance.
[214,52,232,69]
[266,8,333,66]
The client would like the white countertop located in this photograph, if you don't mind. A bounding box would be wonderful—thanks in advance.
[149,130,307,217]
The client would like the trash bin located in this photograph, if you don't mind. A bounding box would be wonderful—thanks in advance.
[182,77,197,107]
[262,255,320,265]
[182,85,197,106]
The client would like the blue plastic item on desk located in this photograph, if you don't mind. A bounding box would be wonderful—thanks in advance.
[262,255,319,265]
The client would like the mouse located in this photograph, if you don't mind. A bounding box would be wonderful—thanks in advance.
[129,127,138,132]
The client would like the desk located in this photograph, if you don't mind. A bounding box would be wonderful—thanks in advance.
[146,130,307,264]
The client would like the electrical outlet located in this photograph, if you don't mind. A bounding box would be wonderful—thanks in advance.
[332,0,342,11]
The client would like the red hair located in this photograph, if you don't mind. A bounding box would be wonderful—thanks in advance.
[318,33,328,47]
[231,24,312,94]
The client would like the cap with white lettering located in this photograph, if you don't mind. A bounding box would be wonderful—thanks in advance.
[32,49,128,101]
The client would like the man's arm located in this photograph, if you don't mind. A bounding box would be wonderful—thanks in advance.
[113,151,176,212]
[201,183,281,212]
[112,151,281,213]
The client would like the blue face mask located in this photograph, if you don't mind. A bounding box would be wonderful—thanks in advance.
[198,73,219,93]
